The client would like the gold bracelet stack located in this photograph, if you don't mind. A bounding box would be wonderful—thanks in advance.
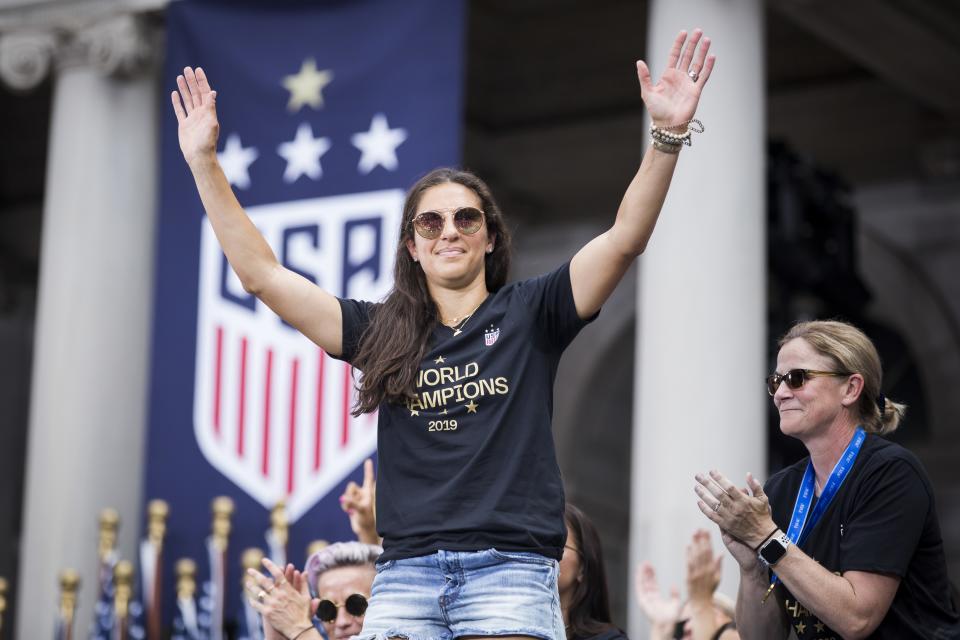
[649,118,704,154]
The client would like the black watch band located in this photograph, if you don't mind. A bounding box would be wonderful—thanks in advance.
[757,531,790,567]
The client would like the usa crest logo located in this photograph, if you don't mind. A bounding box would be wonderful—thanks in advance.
[194,190,402,521]
[484,326,500,346]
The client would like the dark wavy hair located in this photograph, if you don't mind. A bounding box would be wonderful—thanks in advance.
[565,503,619,640]
[350,168,512,415]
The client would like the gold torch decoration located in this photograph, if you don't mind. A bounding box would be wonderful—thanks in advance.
[271,500,289,547]
[97,508,120,598]
[241,547,265,574]
[147,500,169,547]
[98,508,120,563]
[175,558,197,601]
[57,569,81,640]
[144,499,169,640]
[113,560,134,640]
[0,575,8,639]
[211,496,234,553]
[208,496,234,640]
[239,548,266,636]
[266,500,289,565]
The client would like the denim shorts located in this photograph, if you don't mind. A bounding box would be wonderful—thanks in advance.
[354,548,564,640]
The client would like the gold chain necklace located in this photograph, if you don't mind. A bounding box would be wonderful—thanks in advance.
[443,297,487,337]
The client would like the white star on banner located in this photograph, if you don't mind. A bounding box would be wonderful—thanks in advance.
[351,113,408,174]
[277,123,332,183]
[217,133,258,189]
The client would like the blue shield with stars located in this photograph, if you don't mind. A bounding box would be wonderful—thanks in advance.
[148,0,464,622]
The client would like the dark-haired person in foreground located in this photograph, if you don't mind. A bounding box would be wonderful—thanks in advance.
[560,504,627,640]
[695,320,960,639]
[172,26,715,640]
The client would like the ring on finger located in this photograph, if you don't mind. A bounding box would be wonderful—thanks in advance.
[712,500,722,513]
[688,68,699,82]
[257,590,267,602]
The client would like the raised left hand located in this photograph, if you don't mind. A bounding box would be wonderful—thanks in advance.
[686,529,722,603]
[695,470,776,549]
[340,458,379,544]
[636,29,715,128]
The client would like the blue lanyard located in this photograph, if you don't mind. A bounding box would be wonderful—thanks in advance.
[771,427,866,587]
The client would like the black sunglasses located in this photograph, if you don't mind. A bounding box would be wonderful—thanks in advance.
[410,207,485,239]
[316,593,368,622]
[766,368,851,396]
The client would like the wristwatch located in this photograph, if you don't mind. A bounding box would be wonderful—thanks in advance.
[757,531,791,567]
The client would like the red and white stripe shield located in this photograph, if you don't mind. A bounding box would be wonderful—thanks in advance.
[194,189,403,521]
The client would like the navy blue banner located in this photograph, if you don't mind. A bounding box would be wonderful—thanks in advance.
[147,0,464,626]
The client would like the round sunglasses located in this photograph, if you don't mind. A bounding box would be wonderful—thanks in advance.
[410,207,485,240]
[316,593,368,622]
[766,368,851,396]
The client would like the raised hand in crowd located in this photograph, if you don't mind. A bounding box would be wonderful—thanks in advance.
[635,561,682,640]
[686,530,738,640]
[339,458,380,545]
[636,530,738,640]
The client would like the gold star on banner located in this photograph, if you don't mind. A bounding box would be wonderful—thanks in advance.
[282,58,333,112]
[441,408,448,415]
[795,622,806,635]
[409,408,419,417]
[814,622,825,633]
[434,355,445,364]
[465,400,478,414]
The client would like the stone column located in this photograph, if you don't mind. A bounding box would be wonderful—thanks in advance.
[629,2,766,638]
[2,11,162,637]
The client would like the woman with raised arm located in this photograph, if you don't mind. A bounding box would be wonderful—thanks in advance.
[635,529,738,640]
[694,320,960,640]
[172,27,714,640]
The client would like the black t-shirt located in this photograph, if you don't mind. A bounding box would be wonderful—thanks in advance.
[572,627,629,640]
[335,262,593,562]
[764,433,960,639]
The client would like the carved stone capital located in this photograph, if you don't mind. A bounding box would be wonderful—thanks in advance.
[71,12,157,78]
[0,7,162,91]
[0,29,55,90]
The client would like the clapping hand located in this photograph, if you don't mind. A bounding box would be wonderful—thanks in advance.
[245,558,319,639]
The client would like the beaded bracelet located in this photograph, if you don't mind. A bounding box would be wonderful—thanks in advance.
[649,118,705,152]
[651,138,682,154]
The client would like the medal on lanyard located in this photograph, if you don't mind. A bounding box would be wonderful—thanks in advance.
[762,427,866,603]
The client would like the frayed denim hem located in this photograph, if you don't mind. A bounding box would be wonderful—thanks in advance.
[452,627,559,640]
[353,630,447,640]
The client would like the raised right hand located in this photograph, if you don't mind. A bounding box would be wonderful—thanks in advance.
[171,66,219,167]
[635,561,682,632]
